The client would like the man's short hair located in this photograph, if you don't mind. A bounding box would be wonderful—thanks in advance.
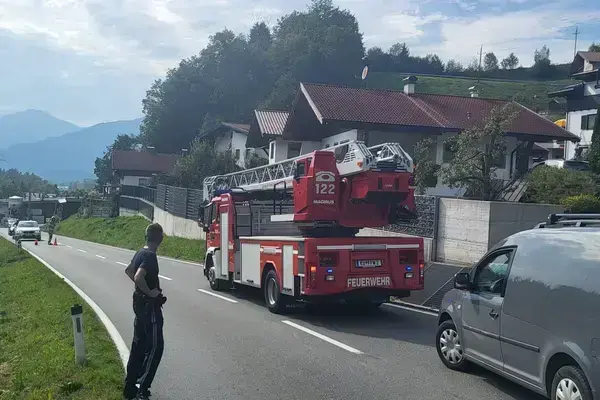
[145,223,164,242]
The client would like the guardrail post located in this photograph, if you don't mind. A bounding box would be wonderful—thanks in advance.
[71,304,87,366]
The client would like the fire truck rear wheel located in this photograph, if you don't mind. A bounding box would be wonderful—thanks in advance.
[264,270,287,314]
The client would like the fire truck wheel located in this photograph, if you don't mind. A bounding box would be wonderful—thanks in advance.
[208,266,225,291]
[264,270,287,314]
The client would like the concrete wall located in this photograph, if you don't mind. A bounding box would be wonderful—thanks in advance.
[436,198,564,265]
[153,205,205,240]
[358,227,434,262]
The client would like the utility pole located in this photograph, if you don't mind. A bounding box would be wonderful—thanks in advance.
[478,46,483,83]
[573,26,579,58]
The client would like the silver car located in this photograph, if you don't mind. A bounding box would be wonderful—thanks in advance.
[14,220,42,241]
[436,214,599,400]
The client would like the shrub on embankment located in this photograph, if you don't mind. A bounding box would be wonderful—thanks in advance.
[0,237,123,399]
[56,215,206,262]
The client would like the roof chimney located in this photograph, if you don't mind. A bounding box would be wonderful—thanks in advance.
[403,75,418,95]
[468,85,479,98]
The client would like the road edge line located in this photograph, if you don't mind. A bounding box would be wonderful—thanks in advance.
[24,247,130,369]
[281,320,363,354]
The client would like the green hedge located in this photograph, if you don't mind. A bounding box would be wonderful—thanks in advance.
[562,194,600,213]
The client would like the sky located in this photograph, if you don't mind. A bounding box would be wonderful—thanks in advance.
[0,0,598,126]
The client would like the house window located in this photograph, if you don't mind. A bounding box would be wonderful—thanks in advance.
[245,149,251,159]
[287,142,302,158]
[581,114,596,130]
[492,153,506,169]
[269,142,275,159]
[235,149,241,159]
[442,142,455,163]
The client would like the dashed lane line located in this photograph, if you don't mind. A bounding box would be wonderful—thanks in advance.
[197,289,238,303]
[281,320,363,354]
[77,249,87,253]
[116,261,128,267]
[159,274,172,281]
[95,255,106,260]
[383,302,438,317]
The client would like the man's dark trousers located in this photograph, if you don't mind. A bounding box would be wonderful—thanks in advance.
[124,296,164,397]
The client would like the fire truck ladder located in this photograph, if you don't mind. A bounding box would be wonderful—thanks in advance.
[203,141,413,201]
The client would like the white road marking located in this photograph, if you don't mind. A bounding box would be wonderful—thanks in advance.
[15,241,130,368]
[95,255,106,260]
[197,289,238,303]
[116,262,128,267]
[281,320,363,354]
[77,249,86,253]
[384,302,438,317]
[159,274,172,281]
[66,245,73,249]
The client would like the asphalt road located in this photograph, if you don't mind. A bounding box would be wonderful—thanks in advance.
[1,230,544,400]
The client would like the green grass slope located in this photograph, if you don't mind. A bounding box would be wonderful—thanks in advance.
[56,216,206,263]
[367,72,572,115]
[0,238,123,399]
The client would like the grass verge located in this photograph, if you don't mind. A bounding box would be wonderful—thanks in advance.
[56,215,206,263]
[0,237,123,399]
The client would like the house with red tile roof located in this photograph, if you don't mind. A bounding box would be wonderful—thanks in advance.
[199,121,266,167]
[246,79,578,196]
[111,149,180,187]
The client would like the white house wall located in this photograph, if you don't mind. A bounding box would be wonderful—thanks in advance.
[121,175,152,186]
[564,108,597,160]
[322,130,358,148]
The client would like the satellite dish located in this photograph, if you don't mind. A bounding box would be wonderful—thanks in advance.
[361,65,369,80]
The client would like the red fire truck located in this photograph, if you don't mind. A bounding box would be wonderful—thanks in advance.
[198,141,425,313]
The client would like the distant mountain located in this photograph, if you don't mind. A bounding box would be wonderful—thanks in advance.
[0,109,80,148]
[1,118,142,183]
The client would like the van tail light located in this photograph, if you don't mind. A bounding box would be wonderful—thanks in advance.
[409,174,415,186]
[419,261,425,285]
[310,265,317,288]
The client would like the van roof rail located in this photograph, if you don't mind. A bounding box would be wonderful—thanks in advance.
[534,213,600,228]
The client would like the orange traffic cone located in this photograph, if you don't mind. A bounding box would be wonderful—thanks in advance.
[53,237,58,246]
[34,239,38,245]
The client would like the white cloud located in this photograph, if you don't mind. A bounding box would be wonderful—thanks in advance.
[424,5,600,65]
[0,0,599,124]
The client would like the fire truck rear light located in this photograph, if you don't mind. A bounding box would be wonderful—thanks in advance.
[310,266,317,273]
[405,272,414,279]
[357,161,363,168]
[310,265,317,288]
[325,275,335,281]
[409,174,415,186]
[419,262,425,284]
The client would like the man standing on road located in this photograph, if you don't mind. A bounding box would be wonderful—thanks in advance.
[46,214,59,245]
[123,223,166,400]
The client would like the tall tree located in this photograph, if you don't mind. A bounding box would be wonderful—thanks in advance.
[532,45,554,78]
[588,108,600,174]
[500,53,519,69]
[483,52,499,71]
[445,59,464,73]
[589,42,600,52]
[439,104,520,201]
[94,134,140,189]
[264,0,364,108]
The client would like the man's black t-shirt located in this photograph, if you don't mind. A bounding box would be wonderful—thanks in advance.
[131,247,160,296]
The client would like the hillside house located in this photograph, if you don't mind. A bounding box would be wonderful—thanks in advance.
[199,122,267,168]
[111,150,179,187]
[549,51,600,160]
[247,110,290,163]
[246,80,578,197]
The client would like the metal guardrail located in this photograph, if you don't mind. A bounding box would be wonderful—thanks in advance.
[120,184,202,221]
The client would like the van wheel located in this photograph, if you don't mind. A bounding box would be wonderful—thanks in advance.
[551,366,592,400]
[264,270,287,314]
[436,320,469,371]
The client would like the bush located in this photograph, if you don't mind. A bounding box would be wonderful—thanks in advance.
[562,194,600,213]
[526,166,599,205]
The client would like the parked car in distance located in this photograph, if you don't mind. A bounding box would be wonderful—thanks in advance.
[436,213,599,400]
[532,159,590,172]
[14,220,42,241]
